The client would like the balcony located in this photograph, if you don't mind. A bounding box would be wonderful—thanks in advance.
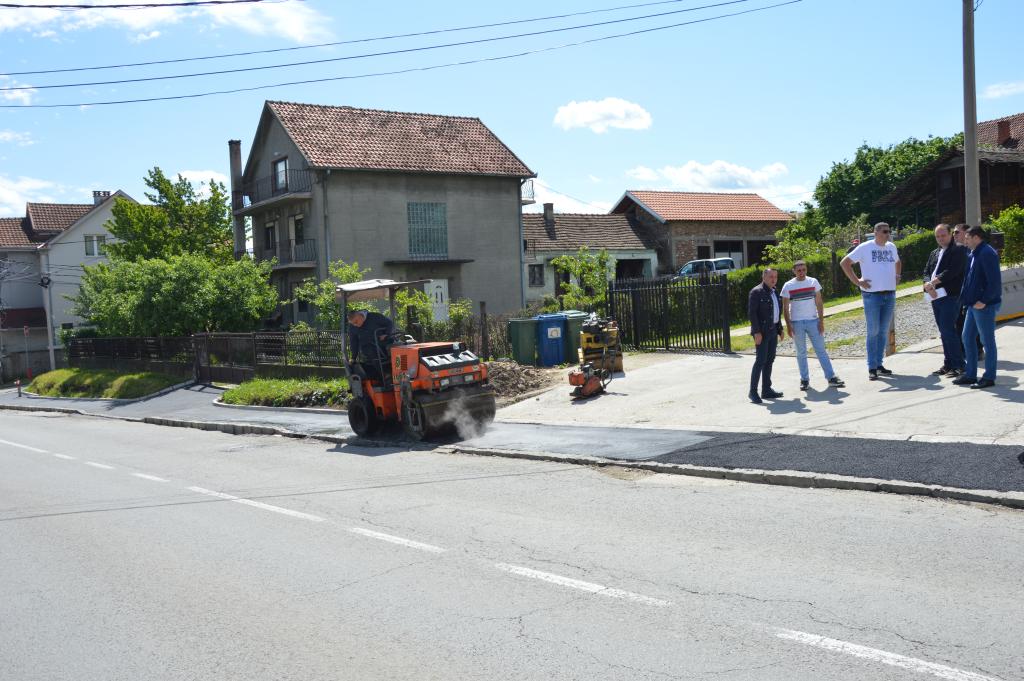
[521,178,536,206]
[236,169,314,215]
[259,239,318,269]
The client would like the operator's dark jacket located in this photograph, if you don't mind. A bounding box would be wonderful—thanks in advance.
[922,243,968,297]
[348,311,396,362]
[748,282,783,338]
[960,242,1002,308]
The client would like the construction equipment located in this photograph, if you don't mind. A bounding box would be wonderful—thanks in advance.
[568,354,611,399]
[337,279,496,440]
[579,316,623,373]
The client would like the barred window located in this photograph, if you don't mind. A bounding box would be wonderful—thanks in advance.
[407,202,448,259]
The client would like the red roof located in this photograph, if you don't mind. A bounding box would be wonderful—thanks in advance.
[978,112,1023,149]
[266,100,534,177]
[612,191,793,223]
[523,213,654,252]
[0,217,33,247]
[25,202,94,233]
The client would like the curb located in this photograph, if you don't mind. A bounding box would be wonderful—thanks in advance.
[446,445,1024,511]
[212,398,346,415]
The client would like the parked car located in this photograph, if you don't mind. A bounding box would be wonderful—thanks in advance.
[674,258,736,279]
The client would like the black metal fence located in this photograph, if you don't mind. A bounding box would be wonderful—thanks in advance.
[608,275,731,352]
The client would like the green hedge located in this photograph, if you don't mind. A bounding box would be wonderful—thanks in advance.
[725,232,935,323]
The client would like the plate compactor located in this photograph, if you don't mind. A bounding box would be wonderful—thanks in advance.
[338,279,496,440]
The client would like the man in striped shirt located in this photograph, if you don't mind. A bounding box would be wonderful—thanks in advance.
[781,261,845,391]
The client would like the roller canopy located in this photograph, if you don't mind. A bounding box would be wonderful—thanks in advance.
[334,278,433,302]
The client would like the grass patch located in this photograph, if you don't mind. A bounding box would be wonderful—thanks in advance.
[825,336,864,352]
[29,368,182,399]
[221,376,349,408]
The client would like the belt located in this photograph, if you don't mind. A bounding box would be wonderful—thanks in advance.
[863,290,895,295]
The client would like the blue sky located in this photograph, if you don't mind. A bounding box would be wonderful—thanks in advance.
[1,0,1022,217]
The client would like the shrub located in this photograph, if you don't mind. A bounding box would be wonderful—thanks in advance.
[990,204,1024,265]
[29,368,181,399]
[221,377,349,408]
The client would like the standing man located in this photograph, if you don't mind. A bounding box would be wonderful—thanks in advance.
[922,223,968,377]
[953,226,1002,389]
[951,223,982,360]
[840,222,902,380]
[781,260,845,391]
[747,268,784,404]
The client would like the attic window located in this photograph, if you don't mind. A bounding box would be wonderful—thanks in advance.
[84,235,106,257]
[272,158,288,191]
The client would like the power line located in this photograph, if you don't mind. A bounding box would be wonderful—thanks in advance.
[0,0,802,108]
[1,0,733,77]
[1,0,758,92]
[0,0,277,8]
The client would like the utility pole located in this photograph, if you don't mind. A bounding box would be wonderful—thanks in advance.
[963,0,981,226]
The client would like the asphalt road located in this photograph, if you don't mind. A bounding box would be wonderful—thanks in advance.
[2,411,1021,681]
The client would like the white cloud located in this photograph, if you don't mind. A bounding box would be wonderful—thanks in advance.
[522,178,612,214]
[0,130,34,146]
[982,81,1024,99]
[0,76,37,106]
[587,175,602,183]
[625,160,811,210]
[0,175,60,216]
[177,169,230,198]
[129,30,161,44]
[553,97,652,134]
[0,0,331,43]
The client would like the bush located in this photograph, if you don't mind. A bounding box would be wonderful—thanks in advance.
[990,204,1024,265]
[29,368,182,399]
[221,377,349,408]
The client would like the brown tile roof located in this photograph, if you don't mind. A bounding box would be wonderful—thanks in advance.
[267,100,534,177]
[523,213,654,252]
[0,217,33,247]
[978,111,1023,149]
[612,190,793,223]
[25,202,94,233]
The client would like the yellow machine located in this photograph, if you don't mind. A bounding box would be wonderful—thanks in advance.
[579,317,623,373]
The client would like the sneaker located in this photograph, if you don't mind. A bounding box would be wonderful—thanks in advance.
[932,365,950,376]
[799,380,809,391]
[828,376,845,387]
[868,369,878,381]
[876,365,893,376]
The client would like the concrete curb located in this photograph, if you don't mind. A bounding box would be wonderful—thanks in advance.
[212,398,346,415]
[19,380,195,405]
[445,445,1024,511]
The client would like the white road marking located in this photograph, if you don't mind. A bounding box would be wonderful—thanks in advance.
[775,629,1000,681]
[132,473,168,482]
[347,527,446,554]
[187,486,325,523]
[0,438,48,453]
[494,563,672,607]
[84,461,115,470]
[53,453,76,460]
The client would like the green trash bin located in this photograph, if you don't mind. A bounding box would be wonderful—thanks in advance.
[562,310,590,364]
[507,318,539,366]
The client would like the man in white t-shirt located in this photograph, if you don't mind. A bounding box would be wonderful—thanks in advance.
[840,222,902,380]
[781,260,845,391]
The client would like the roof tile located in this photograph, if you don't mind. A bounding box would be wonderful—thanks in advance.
[0,217,33,247]
[25,202,94,233]
[978,111,1023,149]
[267,100,534,177]
[523,213,654,251]
[616,191,793,222]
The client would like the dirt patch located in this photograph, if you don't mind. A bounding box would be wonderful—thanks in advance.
[486,360,562,405]
[594,465,655,481]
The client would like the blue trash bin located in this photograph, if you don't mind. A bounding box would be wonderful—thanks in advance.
[536,313,566,367]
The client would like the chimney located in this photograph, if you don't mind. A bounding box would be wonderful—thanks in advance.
[543,202,554,229]
[228,139,245,260]
[997,120,1012,146]
[92,190,111,205]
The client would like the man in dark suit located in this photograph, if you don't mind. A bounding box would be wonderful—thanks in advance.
[922,223,968,377]
[953,226,1002,389]
[748,268,784,404]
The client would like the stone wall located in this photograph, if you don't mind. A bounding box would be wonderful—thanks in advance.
[668,220,785,270]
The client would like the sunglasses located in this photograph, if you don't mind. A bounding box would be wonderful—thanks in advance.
[878,230,890,234]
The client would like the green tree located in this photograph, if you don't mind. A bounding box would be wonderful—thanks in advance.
[105,167,233,262]
[813,135,961,227]
[292,259,370,331]
[550,247,613,312]
[71,254,277,336]
[990,204,1024,266]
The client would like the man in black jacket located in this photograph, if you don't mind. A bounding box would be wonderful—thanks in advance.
[347,309,396,381]
[748,268,784,404]
[922,223,968,377]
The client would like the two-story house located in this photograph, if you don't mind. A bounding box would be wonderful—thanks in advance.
[0,190,131,378]
[229,100,536,327]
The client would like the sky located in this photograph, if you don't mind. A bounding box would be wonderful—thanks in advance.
[1,0,1023,218]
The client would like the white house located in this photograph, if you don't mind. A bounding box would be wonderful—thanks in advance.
[0,190,131,378]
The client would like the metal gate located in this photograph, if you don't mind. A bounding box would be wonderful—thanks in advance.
[194,333,255,384]
[608,275,732,352]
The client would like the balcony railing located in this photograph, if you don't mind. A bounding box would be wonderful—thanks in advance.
[241,169,314,208]
[521,178,536,205]
[260,239,317,266]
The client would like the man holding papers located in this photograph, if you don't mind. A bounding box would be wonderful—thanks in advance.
[922,223,968,377]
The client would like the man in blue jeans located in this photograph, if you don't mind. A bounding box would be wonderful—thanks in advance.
[953,225,1002,389]
[922,223,968,377]
[781,260,845,391]
[841,222,902,380]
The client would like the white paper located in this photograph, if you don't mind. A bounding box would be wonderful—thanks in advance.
[923,286,947,302]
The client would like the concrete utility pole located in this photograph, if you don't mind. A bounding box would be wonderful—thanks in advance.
[962,0,981,226]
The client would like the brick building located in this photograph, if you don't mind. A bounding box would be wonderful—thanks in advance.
[610,190,793,274]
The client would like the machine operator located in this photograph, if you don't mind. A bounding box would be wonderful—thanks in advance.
[347,309,396,380]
